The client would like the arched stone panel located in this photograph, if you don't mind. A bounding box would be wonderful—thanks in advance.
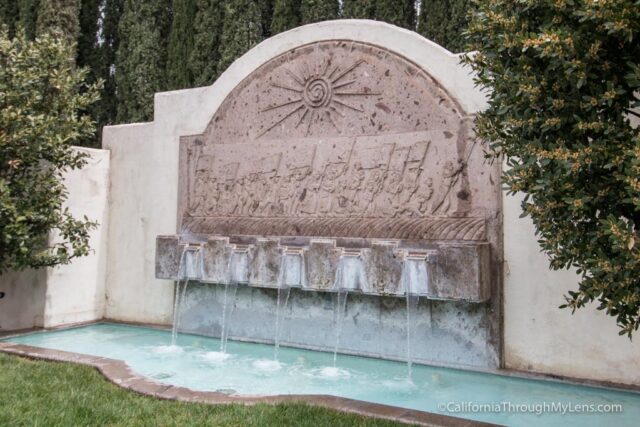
[177,41,499,244]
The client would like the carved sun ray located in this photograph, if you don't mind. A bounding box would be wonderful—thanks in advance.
[260,58,379,137]
[330,98,364,113]
[260,98,303,113]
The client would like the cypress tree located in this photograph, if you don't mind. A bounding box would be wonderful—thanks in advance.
[97,0,124,135]
[300,0,338,24]
[445,0,470,52]
[75,0,101,146]
[218,0,262,73]
[36,0,81,44]
[189,0,223,87]
[417,0,470,52]
[260,0,274,38]
[374,0,415,29]
[167,0,196,90]
[18,0,40,39]
[270,0,300,35]
[0,0,20,37]
[77,0,100,74]
[341,0,375,19]
[116,0,172,123]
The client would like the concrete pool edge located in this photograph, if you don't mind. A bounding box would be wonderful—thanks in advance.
[0,342,497,427]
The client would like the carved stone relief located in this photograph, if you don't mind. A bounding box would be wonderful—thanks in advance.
[178,41,499,242]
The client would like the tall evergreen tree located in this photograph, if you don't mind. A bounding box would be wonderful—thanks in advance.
[0,0,20,37]
[167,0,196,90]
[260,0,274,38]
[341,0,375,19]
[218,0,262,73]
[270,0,300,35]
[417,0,470,52]
[77,0,100,74]
[116,0,172,123]
[374,0,415,29]
[189,0,223,87]
[98,0,124,135]
[36,0,81,44]
[300,0,338,24]
[75,0,101,146]
[18,0,40,39]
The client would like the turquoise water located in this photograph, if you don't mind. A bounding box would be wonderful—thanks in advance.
[4,323,639,426]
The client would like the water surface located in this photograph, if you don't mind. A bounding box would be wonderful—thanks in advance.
[5,323,639,426]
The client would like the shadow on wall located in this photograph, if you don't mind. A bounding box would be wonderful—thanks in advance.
[0,269,47,331]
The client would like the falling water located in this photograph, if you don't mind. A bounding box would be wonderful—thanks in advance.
[406,293,419,379]
[401,254,423,380]
[273,285,291,361]
[171,246,193,346]
[332,289,349,367]
[219,282,238,353]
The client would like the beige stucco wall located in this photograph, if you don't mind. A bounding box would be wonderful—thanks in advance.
[0,147,110,331]
[503,192,640,386]
[0,269,47,330]
[99,20,639,385]
[42,147,110,327]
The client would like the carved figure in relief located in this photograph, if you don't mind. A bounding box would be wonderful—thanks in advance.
[257,174,278,216]
[360,167,385,215]
[406,178,434,217]
[242,173,261,215]
[218,179,238,216]
[189,170,210,216]
[276,173,298,215]
[432,161,460,215]
[204,180,223,215]
[298,171,322,215]
[317,163,345,215]
[337,161,365,215]
[290,166,312,215]
[377,170,404,216]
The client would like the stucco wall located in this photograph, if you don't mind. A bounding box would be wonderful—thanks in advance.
[43,147,110,327]
[100,20,639,385]
[503,193,640,386]
[0,269,47,331]
[0,147,110,331]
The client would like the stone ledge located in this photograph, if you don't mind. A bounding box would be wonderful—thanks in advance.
[0,342,500,427]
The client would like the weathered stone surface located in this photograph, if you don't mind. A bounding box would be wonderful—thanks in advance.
[362,242,403,295]
[155,236,181,279]
[202,237,232,283]
[248,238,280,288]
[428,243,491,302]
[158,39,500,303]
[304,239,339,291]
[177,41,499,243]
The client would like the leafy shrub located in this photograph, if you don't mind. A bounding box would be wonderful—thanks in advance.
[0,30,99,273]
[465,0,640,336]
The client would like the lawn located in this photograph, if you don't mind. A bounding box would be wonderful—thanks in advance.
[0,353,403,426]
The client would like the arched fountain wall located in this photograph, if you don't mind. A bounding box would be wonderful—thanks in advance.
[98,20,640,383]
[105,21,502,368]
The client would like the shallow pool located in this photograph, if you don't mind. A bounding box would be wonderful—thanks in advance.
[4,323,639,426]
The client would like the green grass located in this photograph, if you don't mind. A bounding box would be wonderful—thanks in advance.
[0,353,404,426]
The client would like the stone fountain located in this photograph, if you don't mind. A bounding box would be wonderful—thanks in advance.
[155,40,502,369]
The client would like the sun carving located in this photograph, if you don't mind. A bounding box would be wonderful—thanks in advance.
[258,59,380,138]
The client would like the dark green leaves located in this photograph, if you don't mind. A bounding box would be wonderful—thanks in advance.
[465,0,640,337]
[0,30,98,273]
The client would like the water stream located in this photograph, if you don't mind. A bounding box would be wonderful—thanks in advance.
[273,285,291,361]
[333,289,349,367]
[219,282,238,353]
[170,245,190,346]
